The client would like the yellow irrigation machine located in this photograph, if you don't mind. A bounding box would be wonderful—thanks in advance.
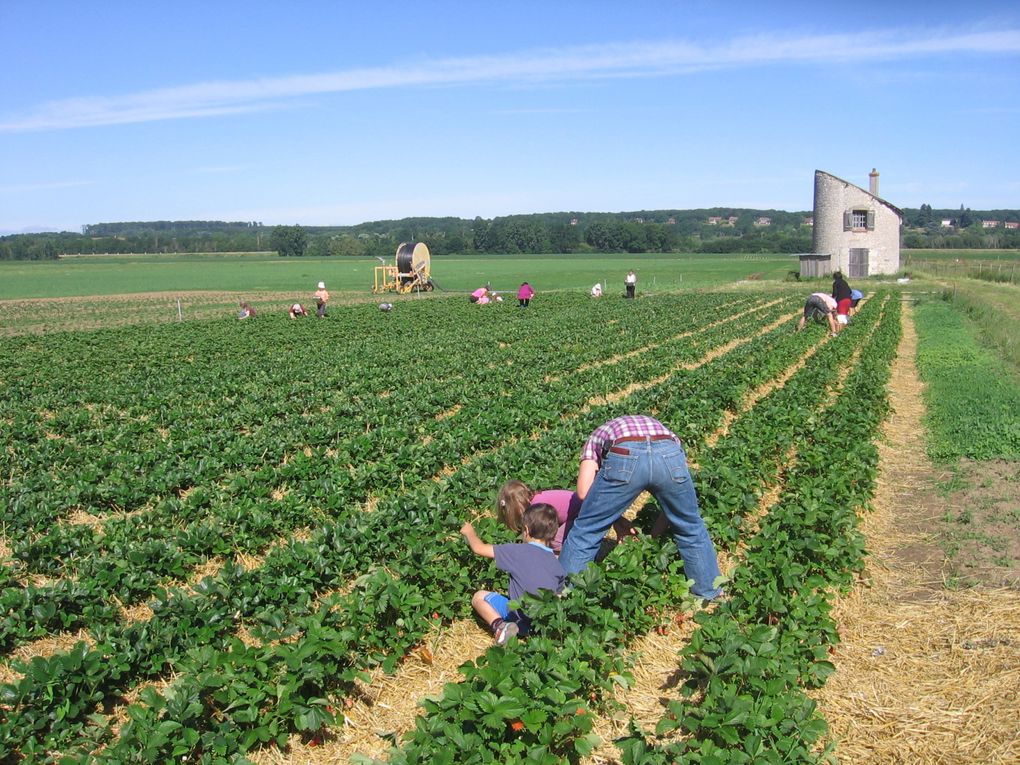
[373,242,435,294]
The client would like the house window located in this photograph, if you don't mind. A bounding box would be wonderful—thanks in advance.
[843,209,876,231]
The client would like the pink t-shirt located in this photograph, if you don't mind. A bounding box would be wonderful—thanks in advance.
[471,287,487,298]
[517,284,535,300]
[810,292,837,311]
[531,489,582,552]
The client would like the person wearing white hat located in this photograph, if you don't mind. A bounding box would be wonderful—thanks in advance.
[314,281,330,318]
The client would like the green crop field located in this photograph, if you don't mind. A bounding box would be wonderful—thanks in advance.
[0,283,904,762]
[3,251,1018,761]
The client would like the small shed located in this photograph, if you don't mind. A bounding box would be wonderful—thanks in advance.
[796,253,832,279]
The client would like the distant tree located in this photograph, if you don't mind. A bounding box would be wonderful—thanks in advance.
[270,225,307,257]
[548,222,581,253]
[585,221,621,251]
[619,222,646,253]
[472,217,490,251]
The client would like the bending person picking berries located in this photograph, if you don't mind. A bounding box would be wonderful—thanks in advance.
[558,414,724,602]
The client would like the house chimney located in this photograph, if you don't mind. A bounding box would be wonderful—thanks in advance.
[869,168,879,196]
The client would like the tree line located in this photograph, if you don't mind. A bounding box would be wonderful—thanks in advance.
[3,206,1019,260]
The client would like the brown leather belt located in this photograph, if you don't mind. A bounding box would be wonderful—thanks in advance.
[614,434,674,444]
[609,434,674,456]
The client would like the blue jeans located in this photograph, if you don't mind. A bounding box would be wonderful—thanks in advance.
[559,438,723,600]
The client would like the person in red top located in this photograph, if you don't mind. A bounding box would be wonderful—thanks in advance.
[496,479,580,553]
[558,415,723,601]
[831,272,853,327]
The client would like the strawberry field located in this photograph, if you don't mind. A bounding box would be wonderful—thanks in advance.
[0,289,901,763]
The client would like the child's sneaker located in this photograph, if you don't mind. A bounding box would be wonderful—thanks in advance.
[494,620,519,646]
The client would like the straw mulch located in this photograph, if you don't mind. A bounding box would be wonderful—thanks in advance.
[812,301,1020,764]
[585,613,699,763]
[0,629,95,685]
[249,619,492,764]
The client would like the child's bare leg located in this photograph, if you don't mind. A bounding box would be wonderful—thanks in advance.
[471,590,501,625]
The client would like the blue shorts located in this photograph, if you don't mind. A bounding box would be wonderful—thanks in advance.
[483,592,511,619]
[483,592,531,634]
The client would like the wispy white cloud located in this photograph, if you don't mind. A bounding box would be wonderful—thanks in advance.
[2,26,1018,132]
[954,105,1020,115]
[491,107,585,116]
[190,164,250,175]
[0,180,93,193]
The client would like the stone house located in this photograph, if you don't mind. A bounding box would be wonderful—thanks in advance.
[803,168,902,278]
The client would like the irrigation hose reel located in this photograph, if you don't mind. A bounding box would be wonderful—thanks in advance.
[373,242,434,294]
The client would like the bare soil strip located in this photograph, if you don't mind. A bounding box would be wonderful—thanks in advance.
[812,302,1020,764]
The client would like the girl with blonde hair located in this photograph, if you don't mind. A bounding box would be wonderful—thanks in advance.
[496,479,581,554]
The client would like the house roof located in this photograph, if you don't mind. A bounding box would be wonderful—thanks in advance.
[815,170,903,219]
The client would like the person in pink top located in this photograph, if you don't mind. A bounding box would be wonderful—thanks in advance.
[516,282,535,308]
[796,291,839,335]
[496,479,636,553]
[470,286,491,305]
[497,480,579,553]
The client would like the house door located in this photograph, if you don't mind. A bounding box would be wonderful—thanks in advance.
[848,248,869,279]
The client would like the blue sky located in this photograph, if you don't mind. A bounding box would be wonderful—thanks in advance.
[2,0,1018,234]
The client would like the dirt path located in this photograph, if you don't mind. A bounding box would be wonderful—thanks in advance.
[812,301,1020,764]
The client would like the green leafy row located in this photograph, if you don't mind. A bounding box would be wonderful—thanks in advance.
[618,294,901,763]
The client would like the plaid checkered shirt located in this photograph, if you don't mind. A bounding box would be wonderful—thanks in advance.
[580,415,680,464]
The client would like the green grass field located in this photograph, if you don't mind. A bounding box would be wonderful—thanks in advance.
[0,252,798,300]
[903,249,1020,262]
